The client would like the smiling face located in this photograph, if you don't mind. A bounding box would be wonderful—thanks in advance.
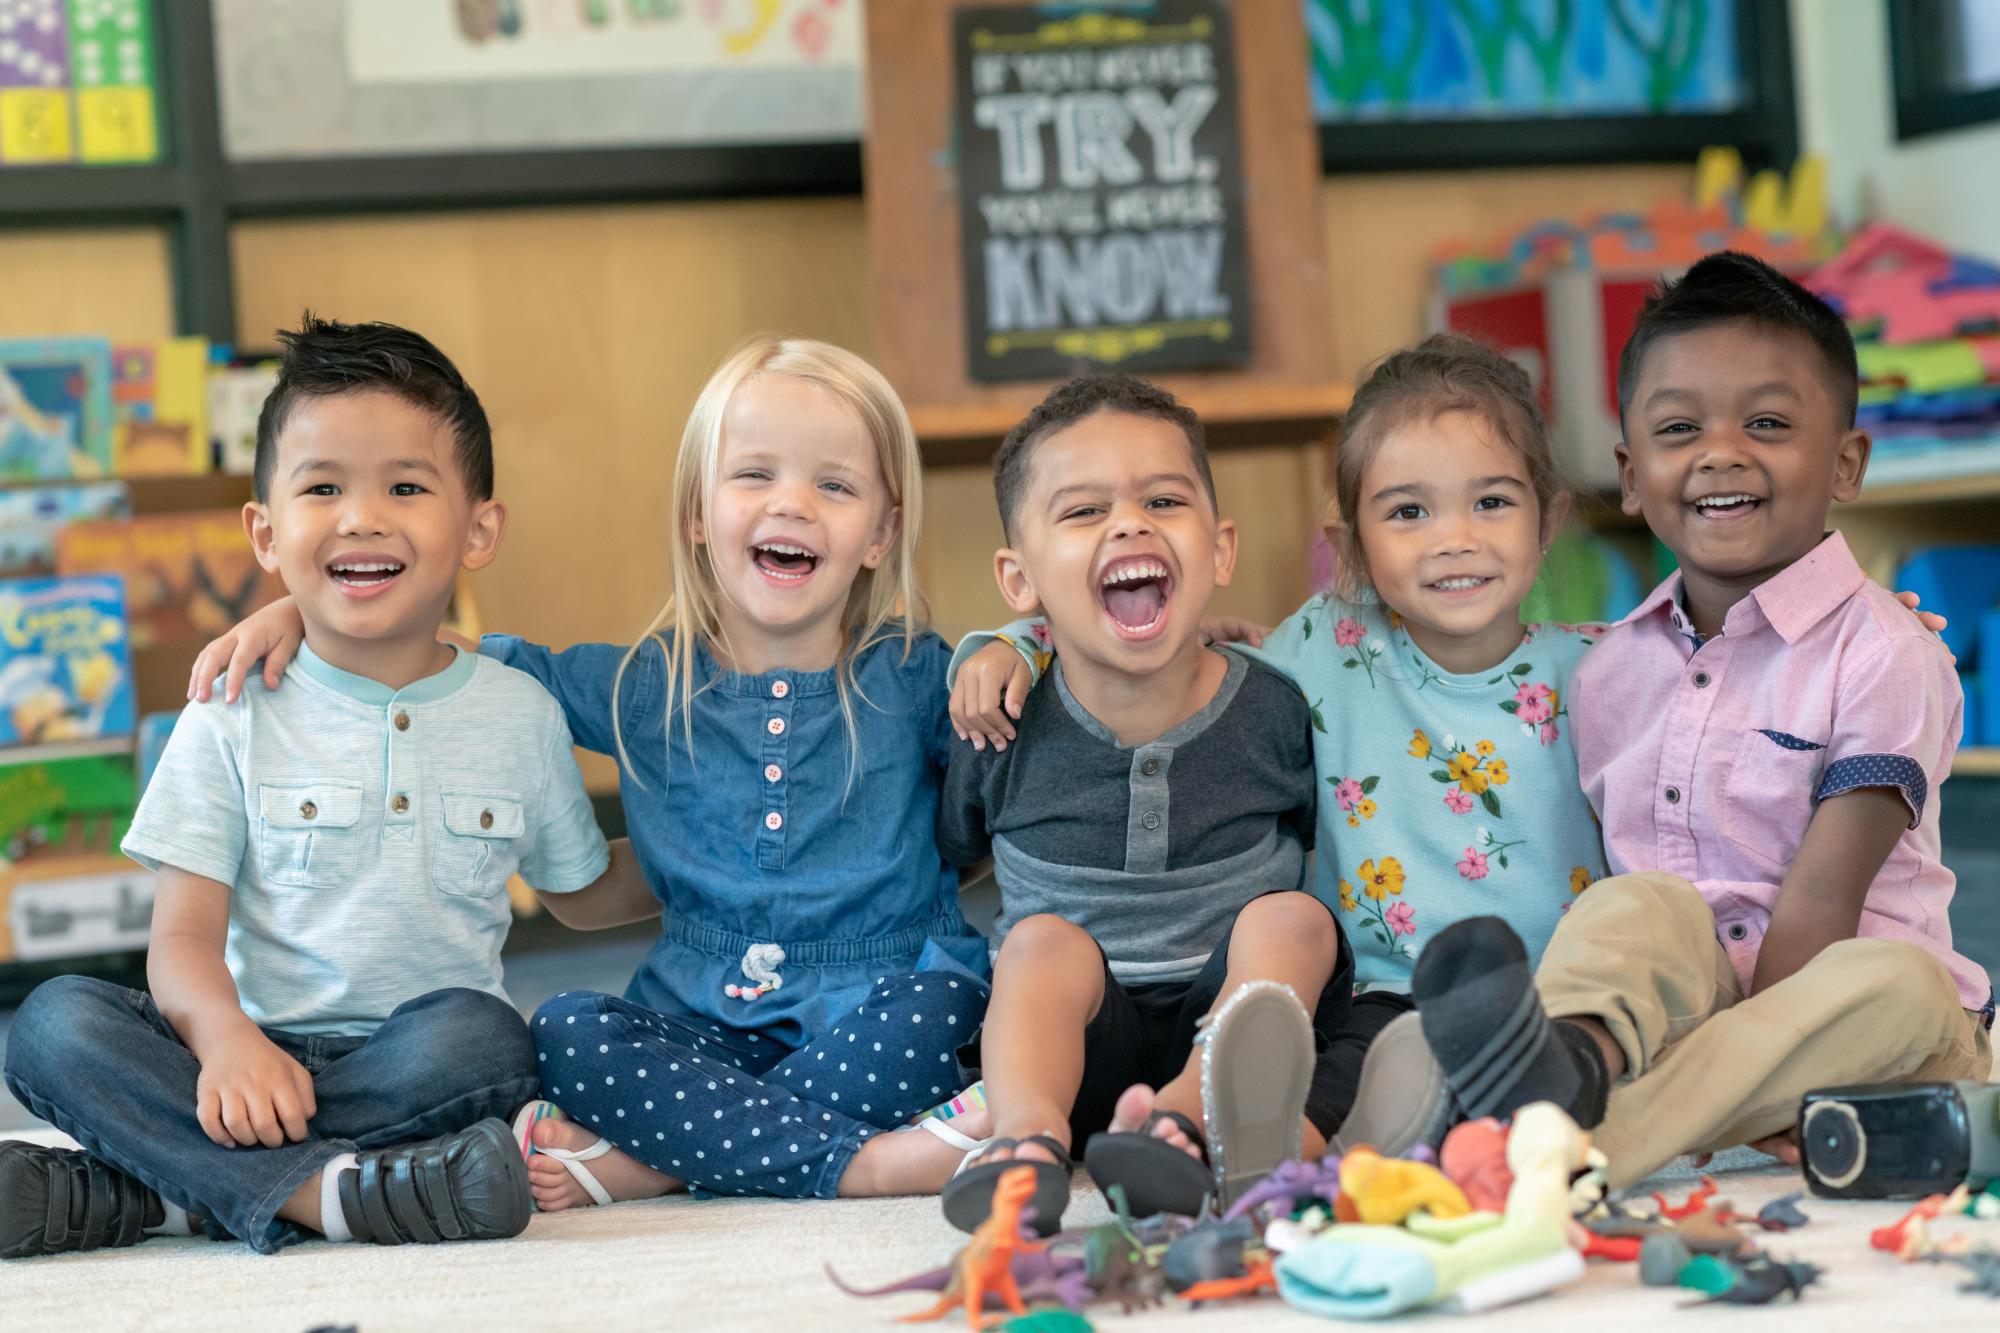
[1349,409,1556,672]
[695,374,899,669]
[1618,322,1868,601]
[248,390,502,672]
[996,410,1235,677]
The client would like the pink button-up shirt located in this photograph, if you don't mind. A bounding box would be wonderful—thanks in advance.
[1570,531,1990,1012]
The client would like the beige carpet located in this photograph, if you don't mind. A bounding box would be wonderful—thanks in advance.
[5,1126,1998,1332]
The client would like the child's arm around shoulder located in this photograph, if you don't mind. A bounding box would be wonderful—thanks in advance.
[1751,625,1954,992]
[514,692,653,929]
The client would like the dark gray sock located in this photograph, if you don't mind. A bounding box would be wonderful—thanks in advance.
[1412,916,1607,1127]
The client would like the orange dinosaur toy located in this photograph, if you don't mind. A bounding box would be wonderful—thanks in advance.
[1178,1256,1277,1305]
[901,1164,1046,1329]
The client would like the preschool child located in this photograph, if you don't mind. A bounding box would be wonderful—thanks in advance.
[1406,252,1995,1188]
[937,373,1361,1231]
[2,316,611,1257]
[953,336,1610,1156]
[186,337,993,1208]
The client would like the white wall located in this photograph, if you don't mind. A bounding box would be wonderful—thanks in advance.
[1790,0,2000,253]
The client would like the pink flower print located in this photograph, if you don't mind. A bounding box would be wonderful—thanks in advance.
[1384,901,1417,937]
[1456,847,1490,880]
[1029,622,1054,647]
[1334,777,1364,811]
[1443,788,1474,815]
[1512,681,1556,726]
[1539,720,1560,746]
[1334,617,1366,648]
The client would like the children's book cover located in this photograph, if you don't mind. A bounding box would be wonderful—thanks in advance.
[136,708,176,794]
[0,575,135,747]
[209,360,279,477]
[57,510,281,650]
[0,750,136,867]
[112,338,211,476]
[0,337,116,481]
[0,480,131,575]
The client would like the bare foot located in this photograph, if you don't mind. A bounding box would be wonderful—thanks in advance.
[528,1117,682,1212]
[840,1107,1003,1197]
[1107,1083,1203,1161]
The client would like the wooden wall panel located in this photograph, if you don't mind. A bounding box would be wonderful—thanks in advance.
[0,228,174,339]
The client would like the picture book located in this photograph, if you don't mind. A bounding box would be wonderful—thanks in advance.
[136,708,176,794]
[56,510,282,650]
[0,337,116,480]
[0,749,136,867]
[0,574,135,747]
[209,359,279,476]
[112,337,211,476]
[0,480,131,575]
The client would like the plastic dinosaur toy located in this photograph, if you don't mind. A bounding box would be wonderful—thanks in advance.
[1755,1193,1810,1232]
[1339,1146,1471,1225]
[1162,1216,1261,1293]
[829,1166,1054,1328]
[1220,1157,1343,1223]
[1067,1191,1165,1317]
[1680,1254,1820,1306]
[1651,1176,1721,1221]
[1870,1186,1972,1260]
[1927,1246,2000,1298]
[1178,1256,1277,1306]
[1672,1207,1755,1257]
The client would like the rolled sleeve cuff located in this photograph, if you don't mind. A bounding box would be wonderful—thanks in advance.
[120,835,241,886]
[1816,752,1928,828]
[523,841,612,896]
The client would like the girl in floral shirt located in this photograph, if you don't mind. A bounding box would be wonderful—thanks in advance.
[953,335,1608,1005]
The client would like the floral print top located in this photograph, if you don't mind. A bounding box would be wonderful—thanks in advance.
[1252,595,1609,991]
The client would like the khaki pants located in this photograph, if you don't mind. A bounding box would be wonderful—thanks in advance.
[1537,871,1992,1189]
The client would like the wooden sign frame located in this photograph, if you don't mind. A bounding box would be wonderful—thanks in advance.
[864,0,1343,458]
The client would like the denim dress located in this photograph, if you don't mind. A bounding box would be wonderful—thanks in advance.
[485,628,992,1196]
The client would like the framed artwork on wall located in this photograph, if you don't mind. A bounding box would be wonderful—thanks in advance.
[1889,0,2000,142]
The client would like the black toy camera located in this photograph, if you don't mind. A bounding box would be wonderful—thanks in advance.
[1799,1082,2000,1200]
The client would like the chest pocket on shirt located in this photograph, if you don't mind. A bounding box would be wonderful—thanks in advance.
[1720,728,1825,872]
[432,790,527,899]
[258,783,364,889]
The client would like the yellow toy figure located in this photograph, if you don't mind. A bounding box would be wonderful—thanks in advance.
[1338,1145,1471,1225]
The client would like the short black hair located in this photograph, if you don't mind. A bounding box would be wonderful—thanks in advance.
[1617,250,1859,430]
[993,374,1214,538]
[254,313,494,503]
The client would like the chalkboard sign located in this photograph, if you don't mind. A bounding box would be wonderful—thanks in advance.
[952,2,1252,384]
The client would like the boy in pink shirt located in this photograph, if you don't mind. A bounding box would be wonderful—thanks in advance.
[1405,252,1993,1187]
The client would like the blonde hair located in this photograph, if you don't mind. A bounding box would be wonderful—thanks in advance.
[1327,333,1563,602]
[612,336,929,784]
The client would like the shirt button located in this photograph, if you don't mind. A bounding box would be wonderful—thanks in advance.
[764,764,782,783]
[1141,811,1161,831]
[391,794,410,814]
[765,811,783,831]
[1692,671,1711,689]
[479,809,494,830]
[1727,923,1749,941]
[771,680,789,699]
[1140,756,1160,777]
[393,711,410,731]
[299,800,317,821]
[1664,786,1681,805]
[767,717,786,737]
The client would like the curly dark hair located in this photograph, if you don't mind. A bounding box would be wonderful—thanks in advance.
[254,312,493,502]
[992,373,1214,538]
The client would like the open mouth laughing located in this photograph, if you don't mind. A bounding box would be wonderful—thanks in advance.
[1099,556,1173,638]
[328,557,406,596]
[1689,492,1764,519]
[1428,575,1495,597]
[751,540,822,584]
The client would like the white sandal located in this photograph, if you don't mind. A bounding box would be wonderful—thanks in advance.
[512,1099,614,1208]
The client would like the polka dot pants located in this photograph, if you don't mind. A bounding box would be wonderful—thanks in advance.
[530,972,984,1199]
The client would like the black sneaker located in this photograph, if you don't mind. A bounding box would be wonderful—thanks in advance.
[0,1141,163,1259]
[336,1118,531,1245]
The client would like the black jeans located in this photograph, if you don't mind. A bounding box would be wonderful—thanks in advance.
[3,977,538,1253]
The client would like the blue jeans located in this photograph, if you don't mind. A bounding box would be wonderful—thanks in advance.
[533,970,985,1199]
[3,977,539,1254]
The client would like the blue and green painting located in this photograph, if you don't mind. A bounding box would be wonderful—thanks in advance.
[1308,0,1746,121]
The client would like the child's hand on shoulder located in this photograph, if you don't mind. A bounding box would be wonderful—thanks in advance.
[188,597,308,704]
[951,640,1034,752]
[1200,615,1269,648]
[195,1026,318,1148]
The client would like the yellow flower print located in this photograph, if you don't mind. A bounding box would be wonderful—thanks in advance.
[1448,750,1480,780]
[1462,769,1491,795]
[1339,879,1359,912]
[1408,729,1431,760]
[1487,759,1510,787]
[1476,739,1495,757]
[1570,866,1594,896]
[1388,610,1406,631]
[1358,798,1377,820]
[1347,814,1360,828]
[1359,857,1405,900]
